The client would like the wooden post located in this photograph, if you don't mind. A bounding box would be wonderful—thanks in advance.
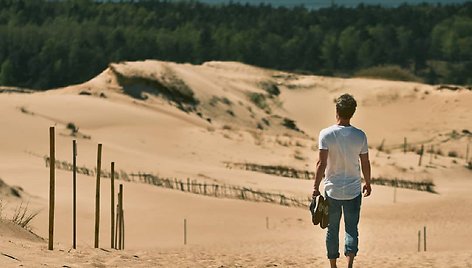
[404,137,407,154]
[187,178,190,192]
[111,162,115,249]
[120,184,124,250]
[114,203,119,249]
[184,218,187,245]
[393,178,397,203]
[418,144,424,166]
[72,140,77,249]
[429,145,434,164]
[424,226,427,251]
[466,142,470,164]
[94,144,102,248]
[48,127,55,251]
[418,230,421,252]
[117,191,122,250]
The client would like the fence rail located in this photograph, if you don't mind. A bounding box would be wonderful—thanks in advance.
[225,161,437,193]
[224,162,315,180]
[44,157,310,208]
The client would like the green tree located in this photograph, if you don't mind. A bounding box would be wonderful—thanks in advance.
[338,26,361,69]
[321,33,338,70]
[0,59,14,86]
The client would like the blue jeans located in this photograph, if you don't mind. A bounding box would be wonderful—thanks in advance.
[325,193,362,259]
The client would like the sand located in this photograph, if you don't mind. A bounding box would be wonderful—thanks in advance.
[0,60,471,267]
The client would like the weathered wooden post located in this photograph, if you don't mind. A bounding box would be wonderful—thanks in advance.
[418,144,424,166]
[73,140,77,249]
[404,137,407,154]
[184,218,187,245]
[424,226,427,251]
[393,178,397,203]
[120,184,124,250]
[429,145,434,164]
[94,144,102,248]
[418,230,421,252]
[111,162,115,249]
[117,192,122,249]
[466,142,470,164]
[114,203,119,249]
[48,127,55,251]
[187,178,190,192]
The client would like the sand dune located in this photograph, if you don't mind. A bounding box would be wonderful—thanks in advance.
[0,60,471,267]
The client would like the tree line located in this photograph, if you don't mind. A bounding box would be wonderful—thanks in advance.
[0,0,471,89]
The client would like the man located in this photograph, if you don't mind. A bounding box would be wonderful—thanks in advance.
[312,93,372,268]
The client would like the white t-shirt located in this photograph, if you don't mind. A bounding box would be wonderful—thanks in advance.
[319,124,368,200]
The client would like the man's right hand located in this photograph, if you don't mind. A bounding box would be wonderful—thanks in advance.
[363,183,372,197]
[312,189,321,198]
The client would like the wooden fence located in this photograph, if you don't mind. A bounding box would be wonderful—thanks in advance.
[225,161,437,193]
[224,162,315,180]
[369,177,436,193]
[44,157,309,208]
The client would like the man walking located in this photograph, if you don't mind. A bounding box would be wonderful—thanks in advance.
[312,93,372,268]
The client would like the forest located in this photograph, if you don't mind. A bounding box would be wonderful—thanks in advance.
[0,0,471,89]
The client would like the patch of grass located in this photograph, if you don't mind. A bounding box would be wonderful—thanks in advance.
[209,96,220,107]
[259,81,280,96]
[294,150,306,161]
[226,109,235,117]
[248,92,270,113]
[111,65,199,111]
[10,202,39,231]
[66,122,79,134]
[261,118,270,126]
[79,91,92,96]
[295,140,305,147]
[19,106,34,115]
[377,139,386,152]
[448,150,458,158]
[355,65,423,83]
[282,118,302,132]
[221,97,232,106]
[276,137,290,147]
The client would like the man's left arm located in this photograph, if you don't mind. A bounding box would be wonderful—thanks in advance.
[313,149,328,197]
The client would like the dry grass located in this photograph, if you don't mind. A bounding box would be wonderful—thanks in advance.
[0,200,39,231]
[293,149,306,161]
[355,65,423,83]
[11,202,39,230]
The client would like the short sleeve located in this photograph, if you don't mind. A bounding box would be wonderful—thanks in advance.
[360,133,368,154]
[319,130,329,150]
